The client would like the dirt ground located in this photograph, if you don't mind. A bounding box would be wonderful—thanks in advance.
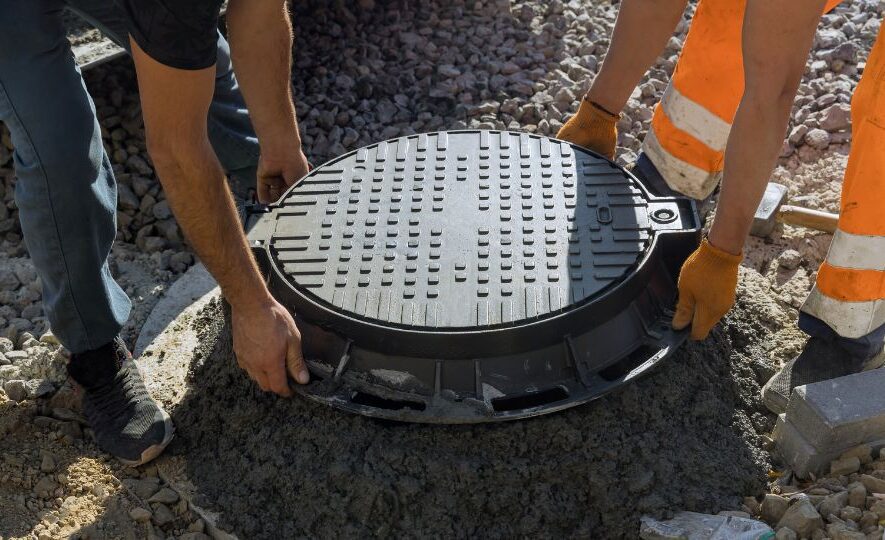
[153,267,780,539]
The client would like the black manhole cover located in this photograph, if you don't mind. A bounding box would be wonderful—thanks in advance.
[248,131,701,423]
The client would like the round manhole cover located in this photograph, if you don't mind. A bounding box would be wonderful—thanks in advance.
[248,131,701,423]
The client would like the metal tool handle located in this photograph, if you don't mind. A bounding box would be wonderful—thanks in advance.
[777,205,839,233]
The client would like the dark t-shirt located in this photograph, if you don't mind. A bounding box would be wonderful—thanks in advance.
[120,0,224,70]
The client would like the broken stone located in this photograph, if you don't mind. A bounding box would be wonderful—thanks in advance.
[187,519,205,533]
[3,379,26,402]
[777,499,824,537]
[818,490,849,519]
[58,421,82,440]
[33,476,59,498]
[859,510,878,529]
[860,475,885,495]
[869,499,885,520]
[129,507,152,523]
[779,250,802,270]
[832,457,861,476]
[24,379,54,400]
[148,487,179,505]
[840,445,873,464]
[805,128,831,149]
[840,506,863,522]
[123,478,161,500]
[762,494,791,524]
[40,453,56,473]
[832,529,865,540]
[151,502,175,526]
[775,527,798,540]
[743,496,761,516]
[848,483,867,507]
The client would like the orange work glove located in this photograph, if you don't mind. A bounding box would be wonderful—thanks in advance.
[672,238,743,341]
[556,98,619,160]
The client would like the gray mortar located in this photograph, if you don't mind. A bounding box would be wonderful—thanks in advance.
[163,269,780,539]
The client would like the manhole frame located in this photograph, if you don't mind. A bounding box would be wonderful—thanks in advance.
[248,130,701,423]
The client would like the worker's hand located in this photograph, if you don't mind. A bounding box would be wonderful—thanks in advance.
[256,150,310,204]
[556,98,619,160]
[672,238,743,341]
[231,297,309,396]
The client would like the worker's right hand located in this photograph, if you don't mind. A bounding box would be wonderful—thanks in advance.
[256,149,311,204]
[671,238,743,341]
[556,98,619,160]
[231,297,309,396]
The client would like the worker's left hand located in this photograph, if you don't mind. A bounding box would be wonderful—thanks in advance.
[256,150,311,203]
[672,238,743,340]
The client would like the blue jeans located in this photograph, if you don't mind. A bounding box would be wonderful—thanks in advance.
[0,0,259,354]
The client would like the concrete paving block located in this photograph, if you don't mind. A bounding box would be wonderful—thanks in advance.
[774,368,885,478]
[789,369,885,449]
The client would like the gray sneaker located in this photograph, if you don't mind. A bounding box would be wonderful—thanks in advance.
[67,337,174,466]
[761,337,885,415]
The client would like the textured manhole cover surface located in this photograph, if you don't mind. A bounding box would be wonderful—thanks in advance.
[248,131,701,423]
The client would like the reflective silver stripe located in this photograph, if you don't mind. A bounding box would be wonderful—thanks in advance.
[825,229,885,271]
[660,84,732,152]
[642,129,722,200]
[802,287,885,339]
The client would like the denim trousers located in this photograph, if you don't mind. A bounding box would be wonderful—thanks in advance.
[0,0,259,353]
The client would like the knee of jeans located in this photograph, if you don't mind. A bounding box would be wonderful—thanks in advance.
[27,110,104,183]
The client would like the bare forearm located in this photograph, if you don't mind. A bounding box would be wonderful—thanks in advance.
[709,97,791,253]
[153,144,272,311]
[587,0,687,113]
[708,0,826,255]
[226,0,300,155]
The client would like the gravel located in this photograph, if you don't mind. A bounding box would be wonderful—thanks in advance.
[750,445,885,539]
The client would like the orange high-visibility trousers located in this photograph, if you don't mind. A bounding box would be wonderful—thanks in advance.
[801,25,885,339]
[642,0,844,199]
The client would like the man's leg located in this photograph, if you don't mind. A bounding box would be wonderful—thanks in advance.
[68,1,260,198]
[641,0,845,199]
[0,0,172,465]
[0,0,129,354]
[763,24,885,414]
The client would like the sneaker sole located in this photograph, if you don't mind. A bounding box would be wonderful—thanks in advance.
[762,351,885,416]
[118,406,175,467]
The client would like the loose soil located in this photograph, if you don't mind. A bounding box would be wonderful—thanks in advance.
[163,268,784,539]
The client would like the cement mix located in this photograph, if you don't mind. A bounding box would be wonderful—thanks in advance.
[153,268,782,539]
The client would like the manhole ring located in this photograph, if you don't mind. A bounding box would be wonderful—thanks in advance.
[248,131,701,423]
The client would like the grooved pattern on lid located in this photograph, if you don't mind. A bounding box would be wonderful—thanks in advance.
[269,131,655,330]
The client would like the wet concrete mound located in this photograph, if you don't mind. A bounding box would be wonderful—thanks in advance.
[163,268,780,539]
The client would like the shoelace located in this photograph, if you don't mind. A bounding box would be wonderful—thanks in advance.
[88,369,140,423]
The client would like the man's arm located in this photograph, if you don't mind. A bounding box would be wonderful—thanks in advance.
[707,0,828,253]
[558,0,687,159]
[586,0,688,115]
[672,0,827,339]
[226,0,309,203]
[129,41,308,395]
